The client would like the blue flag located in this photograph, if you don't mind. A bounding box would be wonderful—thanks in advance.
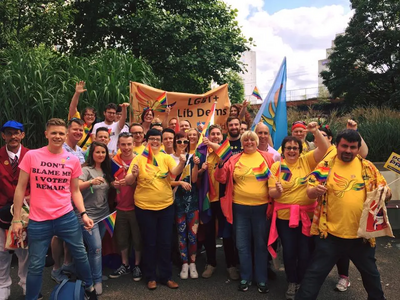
[252,57,287,150]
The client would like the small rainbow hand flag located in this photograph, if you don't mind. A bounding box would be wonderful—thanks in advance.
[280,162,292,181]
[252,160,271,181]
[101,211,117,237]
[156,91,167,106]
[142,145,158,166]
[214,139,232,163]
[310,164,330,183]
[252,86,262,100]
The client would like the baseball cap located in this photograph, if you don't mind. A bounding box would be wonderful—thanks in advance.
[1,120,24,132]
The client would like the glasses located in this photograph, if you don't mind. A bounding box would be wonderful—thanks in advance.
[148,137,161,142]
[284,146,299,151]
[119,132,133,138]
[3,131,22,137]
[152,123,162,127]
[106,111,116,115]
[131,131,144,135]
[176,140,189,145]
[321,133,328,137]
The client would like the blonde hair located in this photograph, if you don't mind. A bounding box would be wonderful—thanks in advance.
[240,130,259,146]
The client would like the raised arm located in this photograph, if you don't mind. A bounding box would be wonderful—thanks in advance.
[118,103,130,130]
[347,119,368,158]
[308,122,329,163]
[68,81,87,119]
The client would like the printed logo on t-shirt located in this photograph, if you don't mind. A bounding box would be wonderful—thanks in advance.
[32,161,71,191]
[144,164,168,185]
[332,172,365,198]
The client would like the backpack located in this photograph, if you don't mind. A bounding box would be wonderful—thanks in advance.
[50,279,85,300]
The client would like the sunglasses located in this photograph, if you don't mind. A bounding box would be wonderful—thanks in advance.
[176,140,189,145]
[119,132,133,138]
[284,146,299,151]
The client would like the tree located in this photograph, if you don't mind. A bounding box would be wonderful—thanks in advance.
[220,71,245,104]
[0,0,75,49]
[61,0,251,94]
[321,0,400,109]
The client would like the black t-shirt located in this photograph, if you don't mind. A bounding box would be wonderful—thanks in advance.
[229,138,242,155]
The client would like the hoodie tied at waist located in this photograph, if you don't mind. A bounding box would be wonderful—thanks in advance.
[268,201,317,258]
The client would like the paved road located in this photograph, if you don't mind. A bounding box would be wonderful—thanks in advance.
[10,231,400,299]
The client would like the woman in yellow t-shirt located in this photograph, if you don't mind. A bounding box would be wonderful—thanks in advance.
[68,81,97,152]
[214,131,275,293]
[187,128,199,155]
[268,122,328,299]
[125,129,185,290]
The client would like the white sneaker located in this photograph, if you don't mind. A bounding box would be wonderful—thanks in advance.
[189,263,198,279]
[180,263,189,279]
[336,276,350,292]
[94,282,103,295]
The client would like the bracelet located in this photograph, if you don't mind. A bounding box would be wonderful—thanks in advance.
[80,211,88,217]
[12,220,24,224]
[89,180,93,186]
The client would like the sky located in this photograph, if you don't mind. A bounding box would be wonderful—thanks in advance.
[223,0,353,99]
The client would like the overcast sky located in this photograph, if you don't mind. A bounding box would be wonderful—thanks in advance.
[223,0,353,95]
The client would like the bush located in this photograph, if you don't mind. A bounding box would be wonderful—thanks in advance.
[287,105,400,162]
[0,47,159,148]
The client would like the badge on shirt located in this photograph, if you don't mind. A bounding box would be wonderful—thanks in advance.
[61,159,66,163]
[4,160,9,166]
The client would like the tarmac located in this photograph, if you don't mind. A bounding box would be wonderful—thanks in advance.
[9,230,400,300]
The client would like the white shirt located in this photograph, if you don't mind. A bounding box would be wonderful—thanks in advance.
[92,121,122,156]
[6,145,21,162]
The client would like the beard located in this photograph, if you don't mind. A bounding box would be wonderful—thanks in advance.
[229,129,240,138]
[340,152,355,162]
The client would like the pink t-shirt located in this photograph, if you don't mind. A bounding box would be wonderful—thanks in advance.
[19,147,82,221]
[115,158,135,211]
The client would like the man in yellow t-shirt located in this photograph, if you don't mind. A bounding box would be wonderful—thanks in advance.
[296,129,391,300]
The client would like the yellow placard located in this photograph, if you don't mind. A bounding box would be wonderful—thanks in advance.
[384,152,400,175]
[130,82,230,132]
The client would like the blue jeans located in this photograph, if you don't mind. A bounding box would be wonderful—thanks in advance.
[26,211,92,300]
[276,219,313,284]
[81,222,106,284]
[296,234,385,300]
[233,203,268,284]
[135,205,174,283]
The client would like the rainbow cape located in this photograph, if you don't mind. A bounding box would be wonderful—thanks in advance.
[156,91,167,106]
[214,139,232,163]
[252,86,262,100]
[142,145,158,166]
[252,160,271,181]
[100,211,117,237]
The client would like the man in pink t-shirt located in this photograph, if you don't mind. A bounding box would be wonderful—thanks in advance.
[109,133,142,281]
[12,118,98,300]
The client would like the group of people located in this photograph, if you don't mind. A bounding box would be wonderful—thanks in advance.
[0,82,392,300]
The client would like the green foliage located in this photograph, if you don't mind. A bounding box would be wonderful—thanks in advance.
[220,71,245,104]
[61,0,251,93]
[321,0,400,109]
[0,0,75,49]
[0,47,158,148]
[287,106,400,162]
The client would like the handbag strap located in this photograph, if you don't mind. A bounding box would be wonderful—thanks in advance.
[74,279,83,299]
[54,279,69,300]
[79,125,94,148]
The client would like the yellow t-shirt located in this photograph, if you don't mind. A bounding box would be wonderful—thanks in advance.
[69,111,93,152]
[133,144,146,156]
[309,158,366,238]
[207,152,220,202]
[128,151,177,210]
[189,148,195,155]
[268,151,317,220]
[322,145,337,161]
[233,152,269,206]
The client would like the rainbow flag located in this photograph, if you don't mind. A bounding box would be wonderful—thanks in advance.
[252,161,271,181]
[142,145,158,166]
[252,86,262,100]
[214,139,232,162]
[156,91,167,106]
[310,165,330,183]
[196,102,216,148]
[280,162,292,181]
[101,211,117,237]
